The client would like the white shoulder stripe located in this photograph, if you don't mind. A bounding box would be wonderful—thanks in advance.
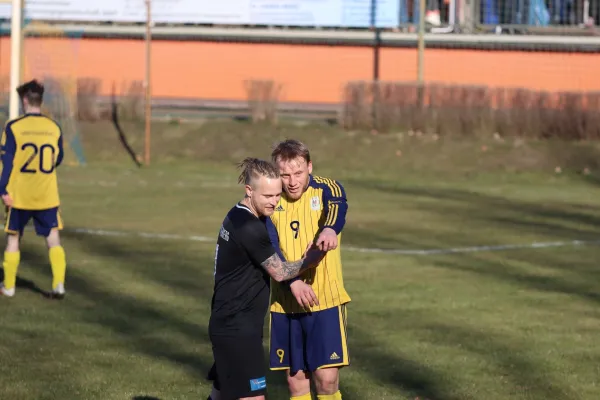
[235,203,254,215]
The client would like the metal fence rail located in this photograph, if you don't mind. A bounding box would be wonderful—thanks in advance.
[1,0,598,35]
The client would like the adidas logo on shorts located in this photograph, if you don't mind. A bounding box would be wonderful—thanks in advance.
[330,352,340,360]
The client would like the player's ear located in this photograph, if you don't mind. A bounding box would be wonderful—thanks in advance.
[245,184,253,199]
[307,161,313,174]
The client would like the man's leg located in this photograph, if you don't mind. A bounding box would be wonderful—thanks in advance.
[1,233,21,297]
[46,230,66,295]
[304,305,349,400]
[34,208,66,296]
[206,362,221,400]
[212,335,267,400]
[207,386,220,400]
[287,370,311,400]
[1,207,25,297]
[269,311,311,399]
[313,368,341,398]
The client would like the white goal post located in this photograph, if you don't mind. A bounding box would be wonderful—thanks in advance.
[2,0,153,165]
[0,0,24,119]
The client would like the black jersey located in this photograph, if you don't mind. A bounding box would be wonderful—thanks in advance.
[209,203,276,337]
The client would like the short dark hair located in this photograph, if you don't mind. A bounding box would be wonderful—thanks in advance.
[271,139,311,164]
[237,157,279,186]
[17,79,44,107]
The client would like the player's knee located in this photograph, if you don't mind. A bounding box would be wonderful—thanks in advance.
[314,368,340,395]
[287,370,310,394]
[5,234,20,252]
[45,230,61,248]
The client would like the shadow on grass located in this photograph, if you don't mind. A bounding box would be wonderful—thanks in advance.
[13,232,214,396]
[132,397,162,400]
[2,231,447,399]
[350,181,600,240]
[414,320,580,400]
[435,248,600,306]
[7,182,595,399]
[348,324,453,400]
[0,266,49,297]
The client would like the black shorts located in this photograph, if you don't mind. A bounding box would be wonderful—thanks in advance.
[209,335,267,400]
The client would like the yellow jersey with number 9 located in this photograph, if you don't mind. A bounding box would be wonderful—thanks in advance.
[0,113,64,210]
[269,175,351,314]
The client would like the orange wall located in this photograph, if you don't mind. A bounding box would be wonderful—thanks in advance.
[0,37,597,103]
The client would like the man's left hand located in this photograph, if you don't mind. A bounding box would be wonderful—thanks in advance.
[315,228,338,252]
[1,194,13,207]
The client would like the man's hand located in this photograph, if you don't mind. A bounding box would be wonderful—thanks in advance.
[1,194,13,207]
[290,280,319,308]
[315,228,338,252]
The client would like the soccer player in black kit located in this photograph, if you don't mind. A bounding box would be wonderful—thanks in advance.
[208,158,324,400]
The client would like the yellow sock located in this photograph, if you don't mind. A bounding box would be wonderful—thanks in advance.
[49,246,66,289]
[3,251,20,290]
[291,394,312,400]
[317,391,342,400]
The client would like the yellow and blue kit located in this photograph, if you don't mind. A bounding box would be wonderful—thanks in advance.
[268,175,350,372]
[1,113,64,236]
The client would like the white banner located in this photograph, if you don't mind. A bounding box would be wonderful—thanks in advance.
[0,0,400,27]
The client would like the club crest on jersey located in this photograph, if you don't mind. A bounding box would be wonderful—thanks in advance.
[310,196,321,210]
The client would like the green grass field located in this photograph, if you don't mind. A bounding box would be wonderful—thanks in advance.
[2,119,600,399]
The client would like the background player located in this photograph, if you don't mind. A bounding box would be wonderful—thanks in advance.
[208,158,324,400]
[268,139,350,400]
[0,80,67,299]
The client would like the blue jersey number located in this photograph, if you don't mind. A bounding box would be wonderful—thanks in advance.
[20,143,56,174]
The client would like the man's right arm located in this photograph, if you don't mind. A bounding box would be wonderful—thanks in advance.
[241,219,324,283]
[0,124,16,196]
[261,250,323,283]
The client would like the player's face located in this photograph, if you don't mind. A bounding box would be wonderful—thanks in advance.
[248,176,282,217]
[277,157,312,200]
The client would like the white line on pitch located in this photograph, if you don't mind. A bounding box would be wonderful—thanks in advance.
[345,240,600,255]
[68,227,600,256]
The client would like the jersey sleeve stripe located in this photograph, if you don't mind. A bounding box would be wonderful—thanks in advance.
[326,203,338,227]
[325,204,334,226]
[327,178,342,198]
[314,176,342,198]
[330,179,342,198]
[327,179,342,198]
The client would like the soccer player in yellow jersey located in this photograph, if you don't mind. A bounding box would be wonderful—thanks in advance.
[267,139,350,400]
[0,80,67,299]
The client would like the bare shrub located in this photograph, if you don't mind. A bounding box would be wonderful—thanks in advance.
[339,79,595,141]
[244,79,282,125]
[119,80,145,122]
[584,92,600,140]
[77,78,101,122]
[341,81,371,130]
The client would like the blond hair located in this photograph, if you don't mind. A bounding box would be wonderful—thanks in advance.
[271,139,311,164]
[237,157,280,186]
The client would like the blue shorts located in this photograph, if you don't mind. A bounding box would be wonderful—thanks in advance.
[269,304,349,373]
[4,207,63,237]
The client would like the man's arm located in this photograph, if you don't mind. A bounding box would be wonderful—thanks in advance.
[315,178,348,251]
[266,215,304,286]
[261,250,323,283]
[241,219,323,283]
[0,124,17,196]
[55,132,64,168]
[322,178,348,234]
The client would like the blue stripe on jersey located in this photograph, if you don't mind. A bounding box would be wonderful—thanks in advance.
[0,123,16,195]
[309,175,348,235]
